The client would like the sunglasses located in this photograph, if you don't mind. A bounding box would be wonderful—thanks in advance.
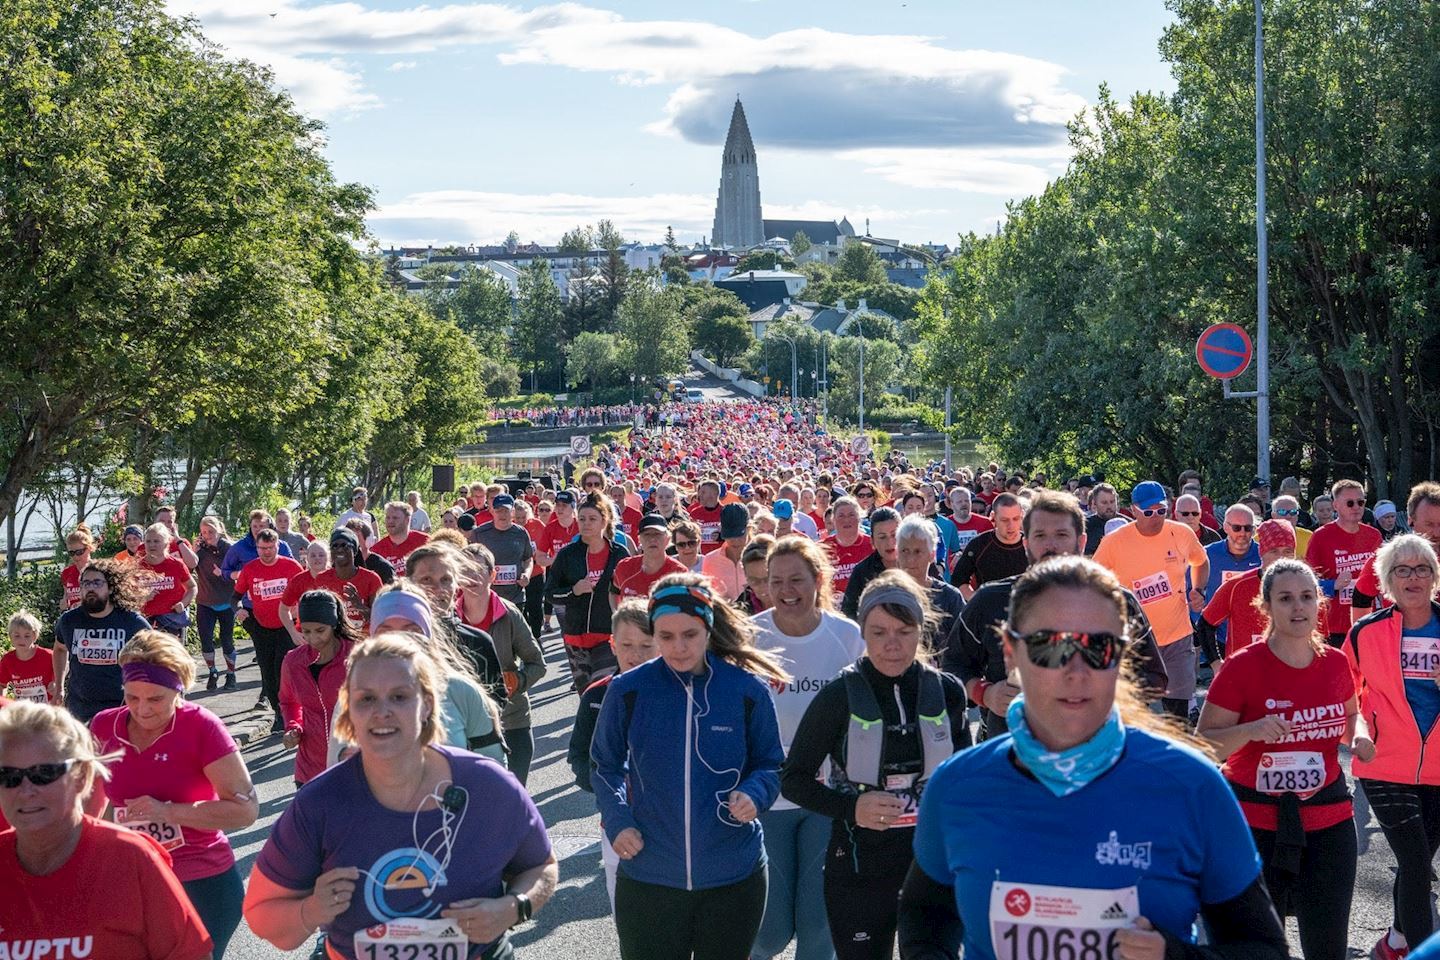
[1138,505,1168,517]
[1177,510,1200,517]
[1007,629,1126,670]
[1342,498,1366,508]
[0,760,75,789]
[66,547,87,556]
[1228,524,1254,532]
[1275,507,1298,517]
[674,539,699,548]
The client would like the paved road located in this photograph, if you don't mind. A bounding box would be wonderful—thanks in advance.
[195,634,1417,960]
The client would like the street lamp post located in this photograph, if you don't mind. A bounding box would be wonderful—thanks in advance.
[630,373,636,404]
[767,332,798,404]
[1254,0,1271,484]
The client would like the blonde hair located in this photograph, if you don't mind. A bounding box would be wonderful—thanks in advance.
[766,536,837,611]
[428,529,469,551]
[0,701,121,793]
[144,522,172,543]
[1377,533,1440,602]
[335,632,446,746]
[8,609,41,637]
[199,515,228,538]
[611,598,652,636]
[119,630,197,690]
[65,524,95,551]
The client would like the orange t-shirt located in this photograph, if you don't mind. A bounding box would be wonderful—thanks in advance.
[1092,520,1207,646]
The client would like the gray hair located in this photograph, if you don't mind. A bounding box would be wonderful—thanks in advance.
[896,514,938,550]
[1377,533,1439,602]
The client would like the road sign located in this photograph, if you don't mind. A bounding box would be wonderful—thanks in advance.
[850,435,871,456]
[569,435,592,458]
[1196,323,1254,380]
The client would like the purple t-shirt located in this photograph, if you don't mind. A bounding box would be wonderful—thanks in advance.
[256,745,551,958]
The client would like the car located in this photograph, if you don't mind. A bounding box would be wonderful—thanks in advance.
[685,388,704,403]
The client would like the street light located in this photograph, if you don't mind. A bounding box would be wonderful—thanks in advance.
[766,332,798,403]
[630,373,636,403]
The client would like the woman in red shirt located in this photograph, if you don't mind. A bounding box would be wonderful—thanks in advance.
[60,524,96,611]
[139,524,196,638]
[1197,558,1363,960]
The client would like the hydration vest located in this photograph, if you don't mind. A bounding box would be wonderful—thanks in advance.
[838,660,952,789]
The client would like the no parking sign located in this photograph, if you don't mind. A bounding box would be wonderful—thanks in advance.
[1195,323,1254,380]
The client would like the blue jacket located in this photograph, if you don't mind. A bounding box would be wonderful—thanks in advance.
[221,533,293,608]
[591,651,784,891]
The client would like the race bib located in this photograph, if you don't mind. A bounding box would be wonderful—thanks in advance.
[700,521,721,543]
[354,918,469,960]
[885,773,921,828]
[990,882,1138,960]
[1401,635,1440,680]
[1132,572,1173,606]
[495,564,518,585]
[256,577,289,600]
[1255,751,1325,797]
[11,676,48,703]
[75,633,122,665]
[115,806,183,852]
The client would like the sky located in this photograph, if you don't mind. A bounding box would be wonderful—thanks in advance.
[167,0,1181,249]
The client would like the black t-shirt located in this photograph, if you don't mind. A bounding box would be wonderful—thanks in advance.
[1083,513,1110,555]
[949,531,1027,590]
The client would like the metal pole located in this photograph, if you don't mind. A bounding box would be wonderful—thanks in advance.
[790,340,798,404]
[944,385,952,474]
[1255,0,1271,483]
[821,338,829,423]
[858,332,866,434]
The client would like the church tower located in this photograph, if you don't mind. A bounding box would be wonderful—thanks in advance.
[711,99,764,249]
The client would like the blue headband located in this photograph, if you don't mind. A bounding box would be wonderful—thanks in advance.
[369,591,433,638]
[649,582,715,629]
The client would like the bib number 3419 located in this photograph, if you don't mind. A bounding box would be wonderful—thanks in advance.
[990,882,1138,960]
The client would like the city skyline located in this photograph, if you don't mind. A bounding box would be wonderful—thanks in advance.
[167,0,1179,247]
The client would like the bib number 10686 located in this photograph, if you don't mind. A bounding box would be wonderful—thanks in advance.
[995,926,1119,960]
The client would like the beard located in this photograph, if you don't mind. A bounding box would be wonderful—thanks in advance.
[81,594,107,613]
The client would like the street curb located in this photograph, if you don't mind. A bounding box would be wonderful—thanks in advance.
[186,637,280,750]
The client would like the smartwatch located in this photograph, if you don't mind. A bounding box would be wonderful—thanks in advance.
[511,892,533,925]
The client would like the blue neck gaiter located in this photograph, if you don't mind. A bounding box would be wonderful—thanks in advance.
[1006,696,1126,798]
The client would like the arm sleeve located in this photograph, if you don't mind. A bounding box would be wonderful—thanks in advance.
[279,658,303,733]
[841,565,866,619]
[779,681,858,821]
[1160,877,1287,960]
[945,600,989,686]
[1202,579,1234,628]
[897,861,963,960]
[545,550,576,602]
[590,684,638,841]
[511,616,547,695]
[568,687,601,793]
[233,566,251,605]
[736,688,784,813]
[941,675,973,749]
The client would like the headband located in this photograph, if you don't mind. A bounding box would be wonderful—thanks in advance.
[369,591,434,639]
[857,582,924,627]
[297,590,342,628]
[649,583,715,629]
[121,662,185,692]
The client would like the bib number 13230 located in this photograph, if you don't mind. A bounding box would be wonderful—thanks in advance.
[990,882,1138,960]
[354,919,468,960]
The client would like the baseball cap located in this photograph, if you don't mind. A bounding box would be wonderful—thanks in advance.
[1374,500,1397,519]
[772,498,795,520]
[639,513,669,533]
[720,503,750,539]
[738,483,754,498]
[555,490,577,506]
[1256,519,1296,554]
[491,493,515,508]
[1130,481,1166,510]
[1104,517,1130,537]
[1250,476,1271,489]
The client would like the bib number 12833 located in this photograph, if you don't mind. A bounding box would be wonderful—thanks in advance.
[990,882,1138,960]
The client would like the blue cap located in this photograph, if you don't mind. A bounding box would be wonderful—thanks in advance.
[1130,481,1166,510]
[491,493,515,508]
[739,483,754,497]
[772,498,794,520]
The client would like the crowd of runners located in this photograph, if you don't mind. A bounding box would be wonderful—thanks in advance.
[5,396,1440,960]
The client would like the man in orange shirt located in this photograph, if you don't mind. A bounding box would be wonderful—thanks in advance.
[1093,480,1209,719]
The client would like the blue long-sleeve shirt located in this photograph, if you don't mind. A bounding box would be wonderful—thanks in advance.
[591,651,783,891]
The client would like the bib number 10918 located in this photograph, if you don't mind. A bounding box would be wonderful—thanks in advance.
[995,925,1119,960]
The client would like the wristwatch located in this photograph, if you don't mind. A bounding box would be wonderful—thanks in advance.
[511,892,533,925]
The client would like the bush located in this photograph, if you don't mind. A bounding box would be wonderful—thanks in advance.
[493,393,555,409]
[0,567,64,650]
[477,417,531,429]
[865,398,944,431]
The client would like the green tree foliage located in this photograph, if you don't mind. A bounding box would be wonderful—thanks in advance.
[828,337,902,424]
[565,332,620,389]
[596,219,629,329]
[791,231,812,256]
[694,314,754,368]
[512,259,565,392]
[736,250,788,273]
[836,242,887,285]
[617,276,690,381]
[446,267,514,350]
[478,356,521,400]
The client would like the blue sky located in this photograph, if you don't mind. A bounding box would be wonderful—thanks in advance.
[170,1,1179,248]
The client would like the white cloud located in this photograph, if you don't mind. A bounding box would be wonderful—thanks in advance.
[386,60,417,72]
[367,189,918,247]
[844,146,1070,195]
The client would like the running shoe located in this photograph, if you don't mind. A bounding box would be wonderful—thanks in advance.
[1372,934,1409,960]
[206,671,219,691]
[224,672,237,690]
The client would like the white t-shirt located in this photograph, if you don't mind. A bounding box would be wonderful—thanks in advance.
[751,608,865,812]
[790,513,820,541]
[409,507,431,532]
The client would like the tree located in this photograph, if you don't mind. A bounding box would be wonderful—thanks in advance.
[558,225,593,256]
[503,230,520,253]
[735,250,782,273]
[512,259,564,392]
[478,356,521,399]
[447,267,514,350]
[664,225,678,252]
[617,276,690,381]
[791,231,812,256]
[565,332,619,390]
[596,219,629,328]
[836,242,887,284]
[694,314,754,368]
[828,337,902,424]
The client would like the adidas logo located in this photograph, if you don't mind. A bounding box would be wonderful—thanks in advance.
[1101,902,1129,921]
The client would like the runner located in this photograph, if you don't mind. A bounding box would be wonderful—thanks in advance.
[609,513,685,605]
[1271,494,1313,557]
[313,528,383,633]
[700,503,752,599]
[92,630,259,958]
[343,519,395,585]
[404,543,509,711]
[60,524,96,611]
[689,480,727,554]
[1199,505,1262,655]
[0,701,213,960]
[737,535,776,615]
[822,497,871,597]
[459,543,547,785]
[275,508,310,559]
[114,523,145,564]
[1092,480,1209,719]
[750,536,864,960]
[1082,483,1120,556]
[517,498,549,638]
[472,493,534,608]
[895,515,965,643]
[222,510,296,700]
[195,516,238,690]
[244,634,558,960]
[233,529,304,732]
[897,555,1287,960]
[1305,478,1382,646]
[137,523,196,639]
[1199,518,1296,664]
[333,486,378,533]
[591,576,787,960]
[278,539,332,641]
[370,500,430,577]
[279,591,358,786]
[1353,482,1440,624]
[1197,558,1359,960]
[1,610,54,704]
[547,494,628,692]
[52,559,150,722]
[1175,493,1222,546]
[407,490,432,533]
[840,506,901,619]
[1343,533,1440,960]
[949,493,1027,600]
[671,519,705,573]
[781,572,970,960]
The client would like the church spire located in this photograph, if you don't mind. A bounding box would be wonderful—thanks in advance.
[712,98,763,248]
[722,99,756,166]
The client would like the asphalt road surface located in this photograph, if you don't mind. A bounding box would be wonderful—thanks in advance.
[201,632,1423,960]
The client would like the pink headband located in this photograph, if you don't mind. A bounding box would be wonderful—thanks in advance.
[122,662,185,692]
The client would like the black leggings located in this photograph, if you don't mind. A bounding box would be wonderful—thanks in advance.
[1361,779,1440,942]
[1249,818,1356,960]
[244,620,293,717]
[823,843,909,960]
[614,866,766,960]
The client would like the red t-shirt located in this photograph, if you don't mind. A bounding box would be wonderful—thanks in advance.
[951,514,994,551]
[369,530,429,577]
[311,568,383,631]
[688,503,725,553]
[62,563,84,610]
[1205,641,1355,831]
[0,817,213,960]
[807,510,827,534]
[823,534,873,595]
[1203,569,1268,658]
[0,649,55,703]
[138,557,193,619]
[610,555,686,601]
[620,506,644,542]
[539,517,578,557]
[585,546,609,585]
[1353,554,1390,613]
[279,569,320,610]
[1304,522,1382,635]
[235,557,303,629]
